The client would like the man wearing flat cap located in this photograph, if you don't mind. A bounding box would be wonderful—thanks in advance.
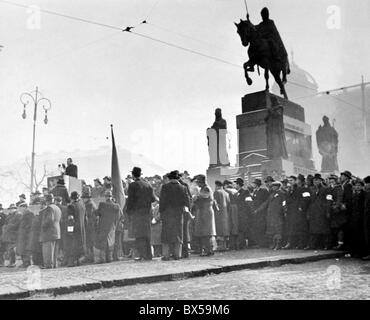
[126,167,158,261]
[51,178,70,205]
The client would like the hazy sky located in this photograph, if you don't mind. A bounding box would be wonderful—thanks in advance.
[0,0,369,175]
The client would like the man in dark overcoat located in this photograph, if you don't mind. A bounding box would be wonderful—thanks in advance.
[65,191,87,267]
[159,170,190,260]
[16,203,34,267]
[94,190,122,263]
[283,175,311,249]
[179,173,193,258]
[251,178,269,248]
[2,204,21,267]
[126,167,158,261]
[213,180,230,251]
[265,181,285,250]
[223,180,239,250]
[306,174,331,250]
[234,178,252,250]
[51,178,70,205]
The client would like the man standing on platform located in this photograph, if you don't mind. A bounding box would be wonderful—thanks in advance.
[40,194,61,268]
[94,190,122,263]
[65,158,78,178]
[126,167,158,261]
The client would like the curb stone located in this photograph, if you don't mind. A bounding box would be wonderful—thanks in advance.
[0,251,346,299]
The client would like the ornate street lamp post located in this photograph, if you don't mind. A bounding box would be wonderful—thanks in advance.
[20,87,51,195]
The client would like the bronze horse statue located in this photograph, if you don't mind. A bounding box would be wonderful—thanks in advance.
[235,18,290,99]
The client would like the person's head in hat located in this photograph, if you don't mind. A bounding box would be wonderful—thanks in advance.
[131,167,142,179]
[81,187,92,199]
[104,190,113,201]
[214,180,223,190]
[70,191,80,202]
[223,180,233,188]
[313,173,323,188]
[42,187,49,196]
[44,194,54,205]
[57,178,65,186]
[168,170,180,180]
[288,175,297,186]
[340,170,352,184]
[271,181,281,192]
[364,176,370,188]
[328,174,338,187]
[93,178,103,188]
[234,178,244,190]
[306,174,314,187]
[19,194,26,202]
[195,174,207,187]
[297,174,305,187]
[103,176,111,183]
[252,178,262,189]
[8,204,17,214]
[353,178,364,192]
[264,176,274,189]
[54,196,63,205]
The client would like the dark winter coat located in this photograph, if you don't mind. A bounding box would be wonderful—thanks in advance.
[126,178,157,239]
[364,188,370,250]
[285,186,310,236]
[265,190,285,237]
[159,180,190,244]
[307,185,331,235]
[235,188,252,234]
[1,212,22,243]
[95,200,122,251]
[16,209,34,255]
[51,185,70,205]
[66,200,87,258]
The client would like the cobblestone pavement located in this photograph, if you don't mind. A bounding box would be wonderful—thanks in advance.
[26,258,370,300]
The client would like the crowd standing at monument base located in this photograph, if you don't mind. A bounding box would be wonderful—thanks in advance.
[1,165,370,270]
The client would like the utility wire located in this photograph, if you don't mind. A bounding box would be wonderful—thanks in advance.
[0,0,364,113]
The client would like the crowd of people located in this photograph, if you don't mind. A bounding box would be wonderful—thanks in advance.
[1,166,370,269]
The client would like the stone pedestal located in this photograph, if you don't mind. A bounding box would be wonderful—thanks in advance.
[236,91,316,181]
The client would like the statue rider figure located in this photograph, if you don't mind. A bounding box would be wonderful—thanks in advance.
[256,7,289,74]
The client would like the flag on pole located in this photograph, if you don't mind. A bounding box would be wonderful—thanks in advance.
[110,124,126,209]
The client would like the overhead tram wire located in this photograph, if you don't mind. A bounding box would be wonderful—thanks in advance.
[1,0,364,112]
